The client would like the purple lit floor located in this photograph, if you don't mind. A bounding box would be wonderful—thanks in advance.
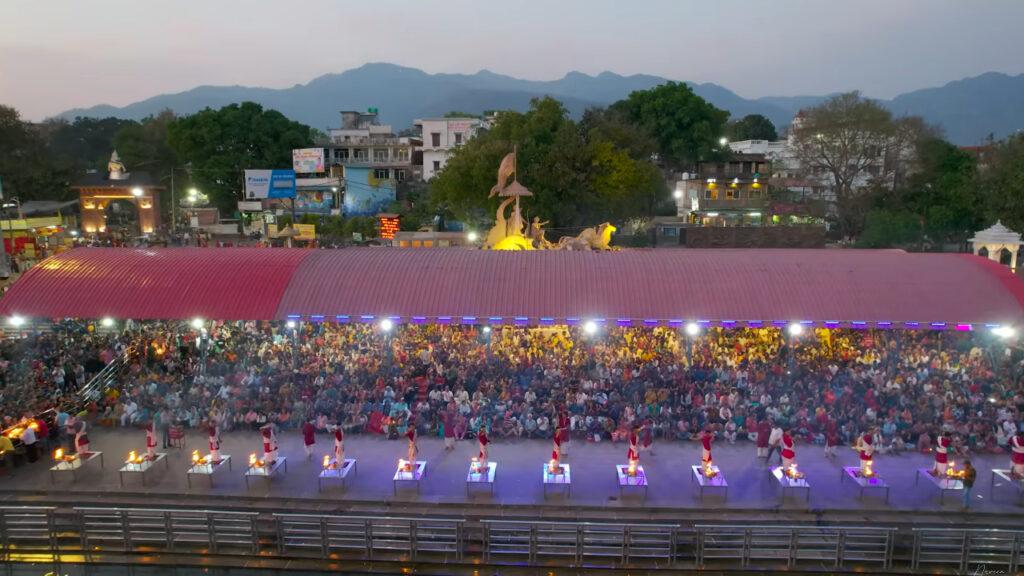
[2,427,1021,523]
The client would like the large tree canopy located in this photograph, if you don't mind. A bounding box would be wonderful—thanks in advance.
[979,134,1024,232]
[726,114,778,142]
[610,82,729,169]
[168,102,314,212]
[0,105,73,201]
[430,97,665,230]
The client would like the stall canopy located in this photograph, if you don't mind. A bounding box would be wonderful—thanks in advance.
[2,247,1023,328]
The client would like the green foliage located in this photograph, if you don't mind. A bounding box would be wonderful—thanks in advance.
[113,110,178,213]
[167,102,315,213]
[726,114,778,141]
[610,82,730,169]
[0,105,74,201]
[430,97,666,230]
[980,134,1024,231]
[858,210,922,248]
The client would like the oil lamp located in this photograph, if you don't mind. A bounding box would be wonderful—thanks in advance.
[322,455,332,469]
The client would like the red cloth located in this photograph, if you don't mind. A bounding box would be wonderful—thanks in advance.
[781,433,795,459]
[701,433,712,452]
[935,436,950,464]
[477,430,489,447]
[1012,435,1024,464]
[301,422,315,446]
[858,433,873,461]
[756,421,770,448]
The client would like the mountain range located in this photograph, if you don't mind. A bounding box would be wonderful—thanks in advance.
[57,63,1024,145]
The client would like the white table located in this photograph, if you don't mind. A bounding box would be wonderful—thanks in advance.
[118,453,169,487]
[616,464,649,499]
[466,461,497,495]
[542,463,571,498]
[840,466,889,502]
[186,454,232,488]
[245,457,288,488]
[394,460,426,494]
[691,465,728,500]
[49,451,104,484]
[990,469,1024,503]
[915,468,963,503]
[318,458,357,491]
[771,466,810,502]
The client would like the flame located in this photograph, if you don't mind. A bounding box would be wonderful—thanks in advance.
[322,455,331,469]
[864,461,874,477]
[127,450,139,464]
[249,453,259,467]
[54,448,64,461]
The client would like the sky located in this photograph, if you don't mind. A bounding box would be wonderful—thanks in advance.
[1,0,1022,121]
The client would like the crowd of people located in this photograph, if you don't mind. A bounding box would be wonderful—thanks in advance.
[3,319,1023,471]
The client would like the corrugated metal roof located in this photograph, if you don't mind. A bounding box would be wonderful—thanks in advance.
[0,248,312,321]
[275,248,1024,326]
[2,247,1023,326]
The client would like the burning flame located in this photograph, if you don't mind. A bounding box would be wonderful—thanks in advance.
[548,458,560,474]
[54,448,64,461]
[249,453,263,468]
[863,462,874,477]
[704,462,718,478]
[127,450,141,464]
[322,455,331,469]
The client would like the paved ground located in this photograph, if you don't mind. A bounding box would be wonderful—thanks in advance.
[2,427,1022,522]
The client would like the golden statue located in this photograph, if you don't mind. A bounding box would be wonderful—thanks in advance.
[555,223,619,251]
[107,150,127,180]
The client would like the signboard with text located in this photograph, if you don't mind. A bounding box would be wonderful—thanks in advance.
[292,148,325,174]
[244,169,296,199]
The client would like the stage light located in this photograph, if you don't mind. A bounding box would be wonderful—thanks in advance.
[190,317,204,330]
[131,187,144,197]
[380,318,394,332]
[467,231,479,242]
[286,320,297,329]
[685,322,701,337]
[992,326,1016,339]
[673,189,683,200]
[583,320,598,335]
[787,323,804,337]
[101,317,114,327]
[7,315,25,327]
[482,326,492,334]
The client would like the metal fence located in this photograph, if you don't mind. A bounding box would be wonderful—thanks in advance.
[1,505,1022,573]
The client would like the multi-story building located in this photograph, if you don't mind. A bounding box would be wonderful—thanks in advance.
[326,109,420,183]
[414,117,486,180]
[674,154,771,226]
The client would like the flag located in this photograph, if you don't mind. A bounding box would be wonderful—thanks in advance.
[489,152,515,198]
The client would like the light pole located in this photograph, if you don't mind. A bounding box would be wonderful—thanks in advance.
[2,198,21,278]
[685,322,701,366]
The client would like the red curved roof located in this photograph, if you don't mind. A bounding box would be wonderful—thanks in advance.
[2,247,1023,328]
[0,248,311,321]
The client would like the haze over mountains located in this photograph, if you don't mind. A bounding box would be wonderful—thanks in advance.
[58,63,1024,145]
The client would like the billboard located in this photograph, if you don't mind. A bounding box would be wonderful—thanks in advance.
[244,169,296,199]
[292,148,325,174]
[295,190,334,214]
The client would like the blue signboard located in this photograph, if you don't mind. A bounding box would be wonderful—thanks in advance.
[244,169,296,199]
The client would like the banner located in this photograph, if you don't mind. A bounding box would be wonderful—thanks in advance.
[292,148,325,174]
[244,169,296,199]
[295,223,316,241]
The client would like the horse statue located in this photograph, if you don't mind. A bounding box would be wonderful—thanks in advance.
[555,223,618,251]
[482,197,516,249]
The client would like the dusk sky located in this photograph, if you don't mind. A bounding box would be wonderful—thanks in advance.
[1,0,1021,121]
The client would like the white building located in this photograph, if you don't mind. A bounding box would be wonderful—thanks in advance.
[326,109,419,182]
[414,117,486,180]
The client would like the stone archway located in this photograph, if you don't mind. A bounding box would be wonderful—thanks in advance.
[1000,248,1013,266]
[978,247,989,258]
[105,199,140,238]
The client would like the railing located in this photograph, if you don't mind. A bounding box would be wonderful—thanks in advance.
[2,505,1023,574]
[77,345,136,402]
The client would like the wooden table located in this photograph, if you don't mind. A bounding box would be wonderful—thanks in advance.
[542,463,571,498]
[393,460,426,494]
[49,451,104,484]
[466,461,497,495]
[118,453,169,487]
[915,468,963,503]
[691,465,728,500]
[186,454,232,488]
[840,466,889,502]
[318,458,357,491]
[771,466,810,502]
[245,457,288,488]
[989,469,1024,503]
[616,464,649,500]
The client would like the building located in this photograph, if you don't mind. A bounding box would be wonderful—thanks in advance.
[415,117,486,180]
[73,151,163,238]
[674,154,770,226]
[392,229,472,248]
[326,109,419,183]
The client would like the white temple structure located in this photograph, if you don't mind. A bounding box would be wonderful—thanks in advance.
[970,221,1022,271]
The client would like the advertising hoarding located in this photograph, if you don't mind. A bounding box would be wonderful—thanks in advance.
[244,170,296,199]
[292,148,325,174]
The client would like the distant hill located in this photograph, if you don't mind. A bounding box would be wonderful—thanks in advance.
[56,63,1024,145]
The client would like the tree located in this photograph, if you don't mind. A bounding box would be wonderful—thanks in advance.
[610,82,729,169]
[167,102,314,212]
[114,110,179,212]
[0,105,73,201]
[726,114,778,141]
[41,116,137,174]
[789,92,929,239]
[979,134,1024,231]
[430,97,665,230]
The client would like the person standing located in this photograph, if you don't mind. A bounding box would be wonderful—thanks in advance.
[406,425,418,465]
[442,409,456,451]
[781,428,797,472]
[20,422,38,463]
[627,426,640,463]
[74,420,90,454]
[640,419,654,457]
[208,422,221,462]
[824,418,840,458]
[961,459,977,511]
[855,427,875,474]
[260,423,278,464]
[1010,429,1024,477]
[145,422,157,460]
[933,430,950,476]
[301,419,316,461]
[552,421,564,462]
[332,425,344,464]
[756,418,771,458]
[557,408,571,457]
[477,426,489,466]
[767,423,783,463]
[155,407,172,449]
[700,427,714,465]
